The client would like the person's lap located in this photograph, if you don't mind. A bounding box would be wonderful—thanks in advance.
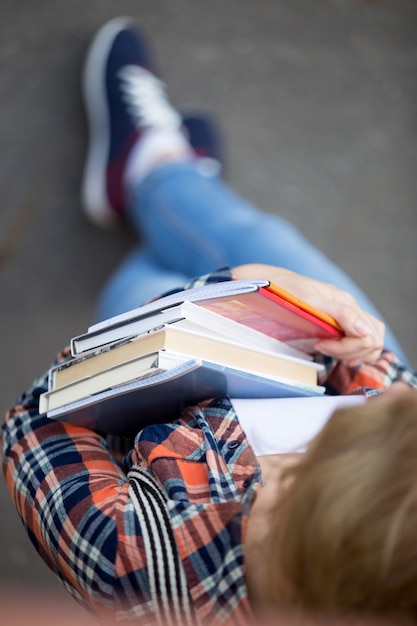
[96,162,408,364]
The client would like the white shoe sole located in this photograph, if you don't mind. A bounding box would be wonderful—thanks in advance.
[81,16,137,228]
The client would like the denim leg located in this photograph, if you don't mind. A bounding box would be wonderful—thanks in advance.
[100,162,408,362]
[95,247,189,322]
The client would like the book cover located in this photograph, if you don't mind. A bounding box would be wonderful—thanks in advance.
[42,351,164,412]
[52,324,321,390]
[85,279,269,334]
[72,280,343,358]
[198,283,343,353]
[42,349,321,414]
[44,358,325,437]
[71,300,311,361]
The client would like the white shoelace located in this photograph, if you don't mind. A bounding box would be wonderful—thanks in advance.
[118,65,181,129]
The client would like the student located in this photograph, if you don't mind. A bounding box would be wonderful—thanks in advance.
[2,17,417,626]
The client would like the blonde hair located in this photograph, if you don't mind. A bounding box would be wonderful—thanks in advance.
[266,389,417,621]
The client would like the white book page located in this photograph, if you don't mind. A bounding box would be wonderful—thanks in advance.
[232,395,366,455]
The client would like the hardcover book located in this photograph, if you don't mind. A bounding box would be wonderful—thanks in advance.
[52,323,322,391]
[41,357,325,437]
[71,279,343,356]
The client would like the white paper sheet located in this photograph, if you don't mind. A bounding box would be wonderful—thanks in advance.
[231,395,366,455]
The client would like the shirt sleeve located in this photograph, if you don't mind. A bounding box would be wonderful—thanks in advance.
[318,350,417,395]
[182,267,233,289]
[1,354,156,620]
[0,269,233,618]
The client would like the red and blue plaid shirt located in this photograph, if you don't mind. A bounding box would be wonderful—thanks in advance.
[2,271,417,625]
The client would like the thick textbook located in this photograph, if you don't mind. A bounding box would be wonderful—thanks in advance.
[41,357,325,437]
[51,323,322,391]
[71,279,343,356]
[41,350,166,412]
[42,349,322,414]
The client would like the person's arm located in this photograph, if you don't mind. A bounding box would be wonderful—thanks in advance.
[1,351,154,618]
[318,349,417,396]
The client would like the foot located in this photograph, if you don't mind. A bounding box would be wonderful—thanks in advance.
[182,112,224,178]
[81,17,223,227]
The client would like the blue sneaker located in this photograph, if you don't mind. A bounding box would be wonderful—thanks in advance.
[81,17,223,227]
[181,112,224,178]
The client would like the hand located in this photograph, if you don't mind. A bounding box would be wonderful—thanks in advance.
[232,264,385,366]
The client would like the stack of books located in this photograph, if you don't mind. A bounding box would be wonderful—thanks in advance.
[39,279,344,436]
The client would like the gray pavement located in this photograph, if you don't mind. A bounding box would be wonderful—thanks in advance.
[1,0,416,599]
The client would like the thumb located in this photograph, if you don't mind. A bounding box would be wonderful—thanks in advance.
[319,299,374,338]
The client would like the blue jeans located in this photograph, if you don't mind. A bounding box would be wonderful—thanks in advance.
[97,162,408,364]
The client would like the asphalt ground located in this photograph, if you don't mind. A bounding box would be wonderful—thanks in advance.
[0,0,416,606]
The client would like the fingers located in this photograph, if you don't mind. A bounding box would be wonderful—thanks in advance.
[315,303,385,365]
[284,282,385,364]
[232,264,386,365]
[315,335,384,366]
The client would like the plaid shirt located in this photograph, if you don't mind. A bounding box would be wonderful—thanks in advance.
[2,270,417,625]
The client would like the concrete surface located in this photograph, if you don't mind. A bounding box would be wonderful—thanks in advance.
[0,0,416,600]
